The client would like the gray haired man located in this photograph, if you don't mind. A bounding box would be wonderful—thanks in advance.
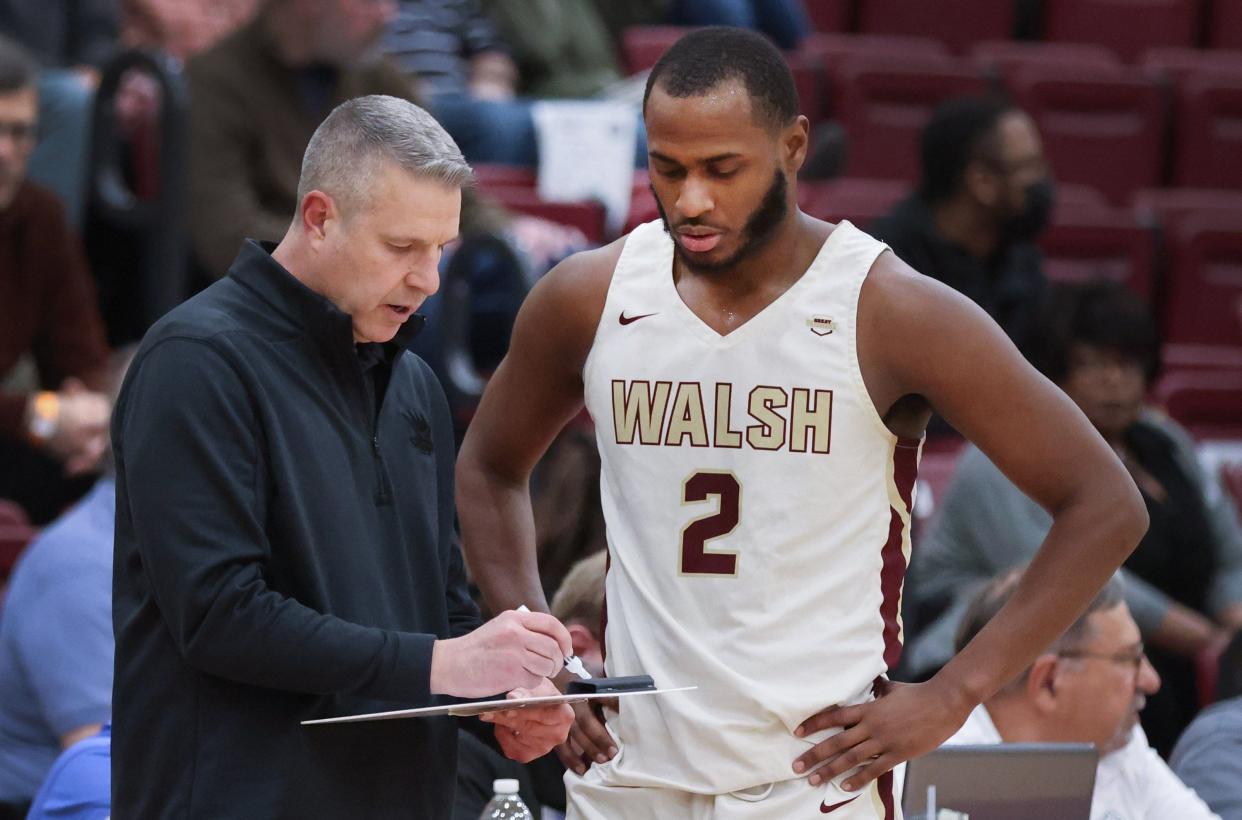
[111,95,574,819]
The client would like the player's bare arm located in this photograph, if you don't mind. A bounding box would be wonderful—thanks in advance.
[456,241,622,772]
[791,249,1149,792]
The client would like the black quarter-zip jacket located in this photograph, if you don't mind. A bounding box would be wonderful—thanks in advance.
[111,241,481,818]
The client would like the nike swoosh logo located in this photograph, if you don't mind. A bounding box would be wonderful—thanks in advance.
[619,312,657,325]
[820,794,860,814]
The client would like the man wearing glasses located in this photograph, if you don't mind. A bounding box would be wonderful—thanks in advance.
[945,568,1220,819]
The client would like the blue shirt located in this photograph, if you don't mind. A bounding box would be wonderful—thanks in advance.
[27,723,111,820]
[0,479,114,801]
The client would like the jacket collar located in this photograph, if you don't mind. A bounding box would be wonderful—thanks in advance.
[226,240,425,353]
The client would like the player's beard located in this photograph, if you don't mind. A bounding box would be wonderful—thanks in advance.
[655,169,789,274]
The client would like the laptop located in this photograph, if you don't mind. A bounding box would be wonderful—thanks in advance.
[901,743,1098,820]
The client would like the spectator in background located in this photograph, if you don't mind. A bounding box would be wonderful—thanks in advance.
[1172,633,1242,820]
[591,0,811,52]
[946,569,1219,820]
[0,35,111,525]
[0,347,128,819]
[383,0,537,165]
[904,281,1242,757]
[120,0,259,63]
[23,723,110,820]
[870,96,1053,349]
[0,0,118,227]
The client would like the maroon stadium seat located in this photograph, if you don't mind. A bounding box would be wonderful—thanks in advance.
[803,0,853,32]
[786,50,827,126]
[1166,74,1242,190]
[1133,187,1242,231]
[1043,0,1201,62]
[798,33,949,116]
[1003,66,1166,205]
[856,0,1016,53]
[834,55,988,179]
[1163,212,1242,347]
[799,177,909,224]
[1141,47,1242,82]
[1039,207,1157,298]
[1154,368,1242,439]
[621,26,693,74]
[970,40,1123,83]
[484,187,608,243]
[1208,0,1242,49]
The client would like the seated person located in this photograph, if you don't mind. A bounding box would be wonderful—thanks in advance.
[1172,633,1242,820]
[0,35,111,525]
[0,349,128,816]
[869,96,1052,349]
[24,724,110,820]
[903,280,1242,757]
[383,0,537,165]
[945,568,1219,820]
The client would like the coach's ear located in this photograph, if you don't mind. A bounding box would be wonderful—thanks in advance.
[1026,653,1061,714]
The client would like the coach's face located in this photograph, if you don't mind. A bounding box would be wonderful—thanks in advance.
[310,162,459,343]
[0,86,37,210]
[645,79,807,274]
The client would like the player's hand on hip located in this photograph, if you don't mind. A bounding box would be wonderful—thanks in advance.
[481,678,575,763]
[557,697,618,775]
[429,609,573,697]
[791,679,972,792]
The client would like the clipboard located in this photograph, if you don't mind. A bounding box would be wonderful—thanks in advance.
[301,685,696,725]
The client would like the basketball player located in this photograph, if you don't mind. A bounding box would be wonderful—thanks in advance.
[456,28,1148,819]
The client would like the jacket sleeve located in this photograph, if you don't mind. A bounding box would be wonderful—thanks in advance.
[115,337,438,703]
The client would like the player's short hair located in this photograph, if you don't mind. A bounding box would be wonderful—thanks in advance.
[919,95,1017,204]
[1025,280,1162,387]
[954,567,1126,689]
[643,27,799,131]
[550,550,607,633]
[296,94,473,217]
[0,34,37,94]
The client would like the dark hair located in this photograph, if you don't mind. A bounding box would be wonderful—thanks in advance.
[955,567,1126,669]
[919,95,1016,204]
[1026,280,1162,386]
[0,34,36,94]
[643,27,799,131]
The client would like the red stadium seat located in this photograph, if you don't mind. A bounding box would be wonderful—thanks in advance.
[1141,47,1242,83]
[1039,208,1157,298]
[856,0,1016,53]
[799,177,909,224]
[803,0,853,32]
[833,55,988,179]
[484,187,608,243]
[1003,66,1166,205]
[1133,187,1242,233]
[1043,0,1201,62]
[970,40,1123,83]
[1208,0,1242,49]
[1166,74,1242,190]
[620,26,693,74]
[798,33,949,116]
[1154,368,1242,439]
[786,50,827,126]
[1163,212,1242,347]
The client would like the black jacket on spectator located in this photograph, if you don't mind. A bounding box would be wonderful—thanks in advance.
[869,195,1047,349]
[111,241,481,818]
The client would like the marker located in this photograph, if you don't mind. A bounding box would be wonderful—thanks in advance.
[517,605,593,679]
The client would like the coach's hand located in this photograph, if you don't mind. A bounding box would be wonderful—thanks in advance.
[556,694,618,776]
[791,678,973,792]
[430,609,572,698]
[482,678,575,763]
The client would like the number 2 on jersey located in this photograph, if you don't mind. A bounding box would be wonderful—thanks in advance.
[680,471,741,576]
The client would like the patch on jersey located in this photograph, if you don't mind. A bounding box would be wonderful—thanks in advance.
[806,316,836,336]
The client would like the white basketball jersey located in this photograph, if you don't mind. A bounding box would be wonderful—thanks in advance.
[581,220,922,795]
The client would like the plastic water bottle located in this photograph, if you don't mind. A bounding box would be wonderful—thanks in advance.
[479,778,533,820]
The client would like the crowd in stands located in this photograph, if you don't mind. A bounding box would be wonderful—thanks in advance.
[1,0,1241,817]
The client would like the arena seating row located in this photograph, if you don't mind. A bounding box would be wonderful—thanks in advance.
[624,28,1242,202]
[801,0,1242,54]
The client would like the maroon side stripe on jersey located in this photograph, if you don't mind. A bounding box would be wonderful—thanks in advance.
[599,549,611,670]
[879,439,920,670]
[878,767,896,820]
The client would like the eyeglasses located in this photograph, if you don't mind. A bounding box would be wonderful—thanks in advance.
[1058,646,1147,679]
[0,121,37,145]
